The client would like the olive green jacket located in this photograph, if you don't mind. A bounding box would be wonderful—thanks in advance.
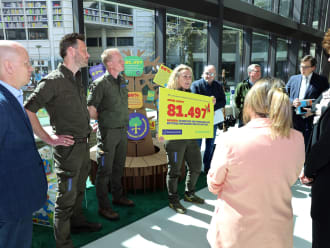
[87,72,129,129]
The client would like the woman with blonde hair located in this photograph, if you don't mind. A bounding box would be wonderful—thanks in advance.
[207,77,305,248]
[164,64,205,214]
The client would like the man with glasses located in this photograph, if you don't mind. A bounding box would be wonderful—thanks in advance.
[234,64,261,127]
[191,65,226,173]
[286,55,328,149]
[25,33,102,248]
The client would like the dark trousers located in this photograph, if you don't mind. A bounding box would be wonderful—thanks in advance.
[197,124,218,172]
[96,127,127,209]
[53,143,90,248]
[0,216,33,248]
[165,140,202,203]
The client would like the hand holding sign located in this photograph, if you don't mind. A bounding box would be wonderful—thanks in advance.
[158,88,214,140]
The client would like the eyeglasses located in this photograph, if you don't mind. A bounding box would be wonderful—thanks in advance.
[300,65,312,69]
[204,72,215,77]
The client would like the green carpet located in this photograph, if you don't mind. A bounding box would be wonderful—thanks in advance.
[32,172,207,248]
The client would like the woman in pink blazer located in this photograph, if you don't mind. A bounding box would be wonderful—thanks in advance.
[207,78,305,248]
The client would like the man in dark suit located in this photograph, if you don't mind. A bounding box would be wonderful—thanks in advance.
[300,29,330,248]
[286,55,329,148]
[191,65,226,173]
[0,41,47,248]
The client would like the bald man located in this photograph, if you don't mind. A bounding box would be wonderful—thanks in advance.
[191,65,226,173]
[0,41,47,248]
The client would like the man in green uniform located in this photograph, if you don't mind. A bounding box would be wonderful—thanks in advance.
[234,64,261,127]
[88,48,134,221]
[25,33,102,248]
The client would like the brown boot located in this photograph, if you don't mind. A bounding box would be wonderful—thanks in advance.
[112,197,135,207]
[98,208,120,220]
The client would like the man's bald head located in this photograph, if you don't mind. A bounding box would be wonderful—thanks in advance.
[0,41,33,89]
[0,41,25,64]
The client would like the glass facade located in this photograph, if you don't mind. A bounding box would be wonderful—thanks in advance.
[275,38,288,81]
[301,0,311,25]
[312,0,321,29]
[222,26,243,86]
[251,32,269,77]
[166,15,207,79]
[83,0,155,82]
[279,0,292,17]
[254,0,272,11]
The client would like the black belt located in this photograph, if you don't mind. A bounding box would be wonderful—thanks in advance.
[74,137,88,144]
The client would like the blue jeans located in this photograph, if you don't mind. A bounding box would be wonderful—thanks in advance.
[0,216,33,248]
[198,124,218,172]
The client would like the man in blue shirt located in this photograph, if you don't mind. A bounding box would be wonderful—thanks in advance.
[191,65,226,173]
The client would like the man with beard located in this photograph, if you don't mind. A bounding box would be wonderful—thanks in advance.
[25,33,102,248]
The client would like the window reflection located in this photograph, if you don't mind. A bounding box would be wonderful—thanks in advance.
[312,0,321,29]
[275,38,288,81]
[301,0,310,25]
[83,0,155,82]
[251,32,269,76]
[279,0,291,17]
[254,0,272,11]
[166,15,207,80]
[222,26,243,86]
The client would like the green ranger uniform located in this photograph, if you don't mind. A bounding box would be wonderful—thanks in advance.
[87,72,128,209]
[234,79,252,124]
[25,64,91,248]
[164,89,202,204]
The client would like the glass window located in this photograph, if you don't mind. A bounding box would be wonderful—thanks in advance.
[251,32,269,76]
[0,30,4,40]
[254,0,272,11]
[87,37,98,47]
[28,29,48,40]
[107,37,115,46]
[312,0,321,29]
[301,0,310,25]
[166,15,207,79]
[310,43,316,57]
[279,0,291,17]
[84,1,155,81]
[117,37,133,46]
[275,38,288,81]
[6,29,26,40]
[296,42,307,73]
[222,26,243,86]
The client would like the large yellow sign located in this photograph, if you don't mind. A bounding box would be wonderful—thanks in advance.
[158,88,214,140]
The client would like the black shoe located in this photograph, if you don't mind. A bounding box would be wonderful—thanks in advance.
[71,222,102,234]
[112,197,135,207]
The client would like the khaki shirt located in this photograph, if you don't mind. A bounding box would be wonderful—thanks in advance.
[87,72,128,129]
[24,64,91,137]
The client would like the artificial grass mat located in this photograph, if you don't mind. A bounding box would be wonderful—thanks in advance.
[32,172,207,248]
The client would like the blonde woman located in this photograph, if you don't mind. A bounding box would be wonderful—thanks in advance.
[207,77,305,248]
[165,64,204,214]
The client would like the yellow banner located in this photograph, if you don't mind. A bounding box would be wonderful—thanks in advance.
[158,88,214,140]
[128,92,143,109]
[153,64,172,87]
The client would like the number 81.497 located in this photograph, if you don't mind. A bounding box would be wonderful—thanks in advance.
[167,104,207,119]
